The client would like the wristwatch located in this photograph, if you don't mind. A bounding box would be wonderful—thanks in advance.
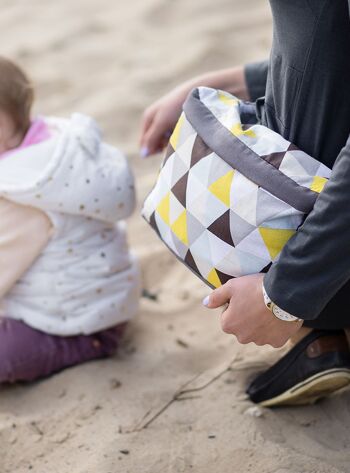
[262,283,302,323]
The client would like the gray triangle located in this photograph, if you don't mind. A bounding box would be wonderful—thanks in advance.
[229,210,256,246]
[290,150,319,176]
[187,211,206,246]
[256,188,292,227]
[171,233,188,259]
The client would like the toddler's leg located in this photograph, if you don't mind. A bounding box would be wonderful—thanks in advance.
[0,318,127,384]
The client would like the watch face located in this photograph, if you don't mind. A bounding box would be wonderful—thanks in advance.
[272,305,298,322]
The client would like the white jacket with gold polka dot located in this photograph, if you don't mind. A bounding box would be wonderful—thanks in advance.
[0,113,140,336]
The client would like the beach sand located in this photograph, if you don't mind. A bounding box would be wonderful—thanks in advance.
[1,1,350,472]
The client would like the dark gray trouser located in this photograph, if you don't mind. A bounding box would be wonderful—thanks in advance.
[245,0,350,329]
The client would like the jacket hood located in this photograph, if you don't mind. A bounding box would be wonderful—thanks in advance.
[0,113,135,224]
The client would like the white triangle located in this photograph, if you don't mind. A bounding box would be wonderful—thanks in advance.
[234,247,270,275]
[260,212,302,231]
[230,171,257,208]
[169,193,185,225]
[231,186,258,226]
[150,173,171,209]
[155,213,186,260]
[316,163,332,179]
[250,131,289,156]
[220,111,235,131]
[279,152,311,178]
[186,171,207,205]
[292,174,314,188]
[292,150,320,176]
[169,154,188,187]
[207,231,234,266]
[235,228,271,261]
[190,154,214,185]
[179,118,196,145]
[215,248,242,278]
[256,188,292,226]
[159,152,175,187]
[189,231,212,270]
[176,133,197,169]
[208,153,232,186]
[187,191,227,227]
[155,213,173,248]
[142,194,155,221]
[191,252,213,279]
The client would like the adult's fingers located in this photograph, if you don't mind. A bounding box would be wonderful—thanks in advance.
[140,106,157,148]
[219,301,237,334]
[142,115,169,156]
[203,281,235,309]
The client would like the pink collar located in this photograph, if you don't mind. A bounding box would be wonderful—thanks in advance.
[0,118,51,159]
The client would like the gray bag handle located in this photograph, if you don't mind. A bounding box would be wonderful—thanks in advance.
[183,88,318,214]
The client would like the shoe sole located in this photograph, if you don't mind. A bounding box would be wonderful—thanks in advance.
[259,368,350,407]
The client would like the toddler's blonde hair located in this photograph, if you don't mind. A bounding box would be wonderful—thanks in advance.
[0,57,34,135]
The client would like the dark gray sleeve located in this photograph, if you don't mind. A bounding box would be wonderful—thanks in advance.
[263,0,350,320]
[244,61,269,101]
[264,135,350,319]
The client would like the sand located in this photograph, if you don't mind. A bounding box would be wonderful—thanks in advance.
[0,1,350,472]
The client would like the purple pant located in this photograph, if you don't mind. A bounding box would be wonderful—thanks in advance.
[0,318,126,384]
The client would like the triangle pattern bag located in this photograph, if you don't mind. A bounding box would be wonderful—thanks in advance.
[142,87,331,288]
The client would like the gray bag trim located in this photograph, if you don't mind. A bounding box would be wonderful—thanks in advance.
[183,88,318,214]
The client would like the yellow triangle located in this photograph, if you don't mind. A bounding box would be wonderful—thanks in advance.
[208,170,234,206]
[259,227,295,260]
[156,192,170,225]
[207,268,222,288]
[218,91,239,107]
[170,114,185,151]
[171,210,188,245]
[231,123,256,138]
[310,176,327,193]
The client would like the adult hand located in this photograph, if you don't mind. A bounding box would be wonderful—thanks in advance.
[139,66,249,158]
[203,274,303,347]
[139,87,186,158]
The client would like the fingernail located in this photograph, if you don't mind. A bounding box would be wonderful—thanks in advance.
[140,147,149,159]
[202,296,210,307]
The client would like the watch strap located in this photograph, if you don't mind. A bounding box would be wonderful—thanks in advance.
[262,283,302,323]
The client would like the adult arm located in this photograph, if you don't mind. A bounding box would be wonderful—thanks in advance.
[244,60,268,102]
[263,1,350,320]
[140,66,251,156]
[264,134,350,319]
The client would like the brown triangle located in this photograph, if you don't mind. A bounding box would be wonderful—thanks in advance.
[185,250,200,276]
[149,211,160,237]
[261,151,286,169]
[216,269,235,285]
[288,143,299,151]
[162,143,175,168]
[260,262,272,273]
[171,171,189,207]
[207,210,235,247]
[191,135,212,167]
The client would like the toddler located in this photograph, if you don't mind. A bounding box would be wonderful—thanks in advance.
[0,57,140,383]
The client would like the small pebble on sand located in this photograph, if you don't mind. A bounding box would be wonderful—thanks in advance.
[244,406,265,418]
